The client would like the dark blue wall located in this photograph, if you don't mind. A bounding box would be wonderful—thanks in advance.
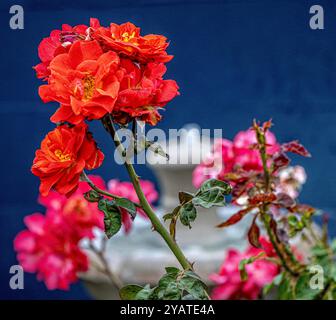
[0,0,336,299]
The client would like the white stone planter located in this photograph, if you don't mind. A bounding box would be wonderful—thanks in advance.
[81,126,251,299]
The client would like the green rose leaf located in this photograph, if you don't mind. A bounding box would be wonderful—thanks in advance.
[119,285,143,300]
[165,267,180,275]
[200,179,232,194]
[192,191,225,208]
[120,284,157,300]
[129,267,209,300]
[98,199,122,239]
[295,272,322,300]
[288,215,299,227]
[157,268,208,300]
[158,272,178,288]
[193,179,232,208]
[179,272,209,300]
[162,282,182,300]
[155,271,180,300]
[179,202,197,228]
[114,197,137,219]
[135,284,156,300]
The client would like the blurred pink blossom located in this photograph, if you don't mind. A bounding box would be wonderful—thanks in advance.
[233,129,279,171]
[209,238,279,300]
[14,213,88,290]
[39,175,105,239]
[14,175,159,290]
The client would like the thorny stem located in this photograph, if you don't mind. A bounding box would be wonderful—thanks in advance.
[255,124,304,276]
[88,238,123,290]
[101,115,194,272]
[259,209,298,276]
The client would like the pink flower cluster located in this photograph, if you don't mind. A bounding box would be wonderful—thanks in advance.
[193,129,279,188]
[14,175,158,290]
[210,238,279,300]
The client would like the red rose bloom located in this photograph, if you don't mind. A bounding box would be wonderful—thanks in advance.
[113,58,179,125]
[39,40,124,123]
[92,21,173,63]
[34,23,88,80]
[31,123,104,197]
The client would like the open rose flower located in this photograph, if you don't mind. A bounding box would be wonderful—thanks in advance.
[38,175,105,238]
[210,238,279,300]
[33,23,88,80]
[113,58,179,125]
[14,213,88,290]
[31,123,104,197]
[39,40,124,123]
[107,179,158,232]
[92,21,173,63]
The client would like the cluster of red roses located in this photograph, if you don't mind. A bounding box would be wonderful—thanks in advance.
[32,19,179,198]
[14,175,158,290]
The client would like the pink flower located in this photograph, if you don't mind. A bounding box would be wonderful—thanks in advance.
[233,129,279,171]
[39,175,105,239]
[107,179,158,233]
[210,238,279,300]
[14,175,158,290]
[14,175,105,290]
[14,213,88,290]
[193,129,279,188]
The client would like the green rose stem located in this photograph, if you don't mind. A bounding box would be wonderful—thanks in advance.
[255,123,304,276]
[101,114,193,272]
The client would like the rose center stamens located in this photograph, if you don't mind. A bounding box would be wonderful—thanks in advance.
[83,75,95,101]
[54,149,71,162]
[121,31,135,42]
